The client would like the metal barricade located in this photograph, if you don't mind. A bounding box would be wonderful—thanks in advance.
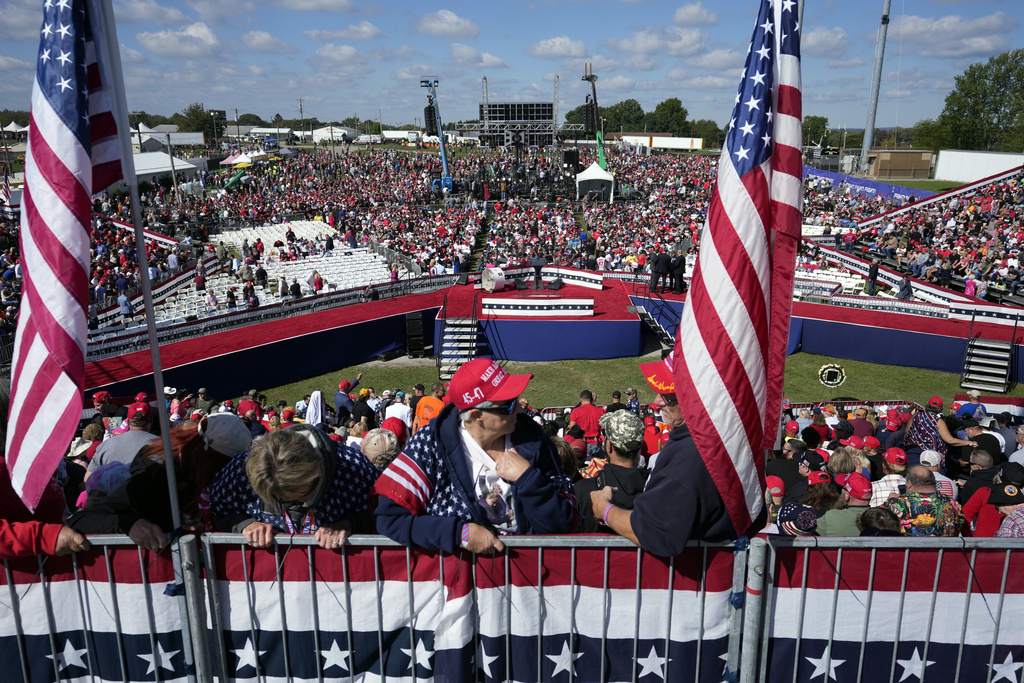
[747,536,1024,683]
[0,534,203,683]
[200,534,744,683]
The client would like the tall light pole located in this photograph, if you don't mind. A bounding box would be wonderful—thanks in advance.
[210,111,218,150]
[860,0,892,174]
[298,97,305,144]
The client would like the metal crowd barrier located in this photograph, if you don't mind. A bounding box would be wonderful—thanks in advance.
[3,534,1022,682]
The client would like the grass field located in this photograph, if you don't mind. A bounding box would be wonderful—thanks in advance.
[241,350,1024,414]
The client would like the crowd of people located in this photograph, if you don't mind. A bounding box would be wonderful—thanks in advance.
[7,346,1024,564]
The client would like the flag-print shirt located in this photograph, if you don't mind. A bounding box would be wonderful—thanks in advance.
[209,428,379,534]
[373,403,575,554]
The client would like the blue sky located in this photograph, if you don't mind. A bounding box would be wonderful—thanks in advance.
[0,0,1020,132]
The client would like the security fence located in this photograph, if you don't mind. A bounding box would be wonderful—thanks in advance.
[2,534,1021,682]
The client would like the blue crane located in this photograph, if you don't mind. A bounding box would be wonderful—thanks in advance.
[420,78,453,192]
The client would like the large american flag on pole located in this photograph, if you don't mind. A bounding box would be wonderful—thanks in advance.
[6,0,122,510]
[674,0,802,534]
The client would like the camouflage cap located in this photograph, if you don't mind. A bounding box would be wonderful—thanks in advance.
[599,410,645,452]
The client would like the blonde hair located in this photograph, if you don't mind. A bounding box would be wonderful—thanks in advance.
[267,416,282,431]
[245,429,323,513]
[827,447,858,476]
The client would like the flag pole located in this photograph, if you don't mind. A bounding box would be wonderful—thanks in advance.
[92,0,180,532]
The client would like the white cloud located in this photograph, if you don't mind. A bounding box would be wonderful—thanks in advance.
[372,44,416,61]
[0,55,32,70]
[885,89,915,98]
[415,10,480,39]
[809,90,861,103]
[136,23,221,58]
[827,56,865,69]
[119,44,148,64]
[312,43,369,66]
[608,26,705,57]
[241,30,298,54]
[684,48,743,71]
[393,63,437,81]
[114,0,190,25]
[672,1,718,27]
[303,21,383,41]
[601,75,637,91]
[802,26,850,58]
[0,0,44,41]
[450,44,506,68]
[565,55,622,72]
[526,35,587,58]
[888,12,1015,58]
[183,0,254,26]
[278,0,355,10]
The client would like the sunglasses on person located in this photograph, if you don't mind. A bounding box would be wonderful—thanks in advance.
[477,398,518,415]
[659,393,679,406]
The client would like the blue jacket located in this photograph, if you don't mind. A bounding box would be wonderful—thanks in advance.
[373,403,575,553]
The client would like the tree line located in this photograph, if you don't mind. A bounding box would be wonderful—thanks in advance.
[561,97,722,145]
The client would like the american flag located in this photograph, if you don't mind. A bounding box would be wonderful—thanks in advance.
[1,164,10,204]
[6,0,123,510]
[673,0,802,534]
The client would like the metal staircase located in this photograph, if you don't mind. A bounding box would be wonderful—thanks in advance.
[436,290,483,380]
[630,278,682,350]
[960,312,1018,393]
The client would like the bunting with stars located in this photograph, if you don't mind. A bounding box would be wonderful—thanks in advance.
[673,0,803,536]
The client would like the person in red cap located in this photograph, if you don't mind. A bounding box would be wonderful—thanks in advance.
[333,372,363,423]
[373,358,575,554]
[89,390,128,428]
[590,351,765,557]
[870,447,908,506]
[86,402,155,478]
[903,397,976,480]
[817,472,873,536]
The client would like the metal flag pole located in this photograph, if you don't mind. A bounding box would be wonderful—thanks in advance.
[92,1,209,680]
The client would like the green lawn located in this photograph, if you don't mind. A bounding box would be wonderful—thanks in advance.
[243,351,1019,415]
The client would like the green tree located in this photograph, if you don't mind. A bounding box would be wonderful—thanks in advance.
[940,48,1024,151]
[563,104,585,125]
[908,118,950,152]
[690,118,722,147]
[643,98,689,136]
[603,98,645,134]
[177,102,216,140]
[237,113,266,126]
[803,115,829,147]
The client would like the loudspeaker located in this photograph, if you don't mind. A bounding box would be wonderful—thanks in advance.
[456,273,469,286]
[515,278,529,290]
[406,313,424,358]
[562,149,579,173]
[547,278,564,291]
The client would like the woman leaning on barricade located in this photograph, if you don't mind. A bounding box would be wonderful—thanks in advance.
[68,414,253,551]
[208,425,380,549]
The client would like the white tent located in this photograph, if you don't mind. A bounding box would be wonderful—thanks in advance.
[576,162,615,203]
[131,152,198,183]
[3,121,26,133]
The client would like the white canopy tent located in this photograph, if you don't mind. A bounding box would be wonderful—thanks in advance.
[3,122,26,133]
[576,162,615,203]
[131,152,198,183]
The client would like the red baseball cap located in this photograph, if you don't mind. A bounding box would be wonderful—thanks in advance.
[928,396,944,409]
[807,471,832,485]
[639,350,676,394]
[765,475,786,496]
[449,358,533,410]
[885,417,900,431]
[840,435,864,450]
[835,472,872,502]
[92,391,110,403]
[339,380,351,391]
[282,409,295,421]
[863,436,880,450]
[884,447,908,466]
[786,420,800,433]
[127,402,152,420]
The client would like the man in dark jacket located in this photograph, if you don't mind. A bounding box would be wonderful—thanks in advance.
[671,248,688,294]
[591,352,765,556]
[649,249,672,293]
[373,358,575,554]
[575,411,649,533]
